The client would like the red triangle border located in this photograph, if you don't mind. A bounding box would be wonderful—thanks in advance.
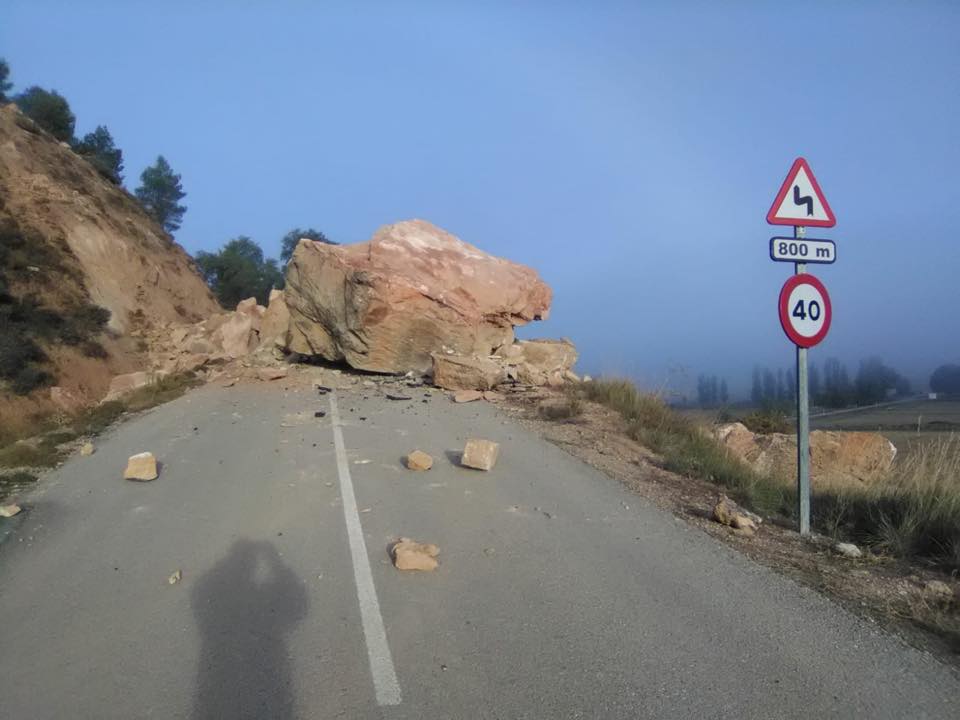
[766,157,836,228]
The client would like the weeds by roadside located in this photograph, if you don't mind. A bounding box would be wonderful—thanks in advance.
[0,372,201,498]
[578,379,788,516]
[538,393,583,420]
[579,378,960,571]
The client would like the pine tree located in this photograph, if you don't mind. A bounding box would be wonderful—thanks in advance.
[135,156,186,234]
[73,125,124,184]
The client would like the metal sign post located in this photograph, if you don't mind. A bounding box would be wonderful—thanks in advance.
[769,157,837,537]
[794,225,810,535]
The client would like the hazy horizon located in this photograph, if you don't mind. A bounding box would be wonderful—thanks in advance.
[4,1,958,397]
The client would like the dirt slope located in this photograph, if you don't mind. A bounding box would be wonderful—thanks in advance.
[0,103,218,426]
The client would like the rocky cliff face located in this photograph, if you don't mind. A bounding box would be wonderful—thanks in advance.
[0,103,219,420]
[283,219,553,374]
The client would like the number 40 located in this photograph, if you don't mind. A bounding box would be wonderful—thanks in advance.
[792,298,821,321]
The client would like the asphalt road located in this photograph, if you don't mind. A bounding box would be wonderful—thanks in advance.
[1,379,957,719]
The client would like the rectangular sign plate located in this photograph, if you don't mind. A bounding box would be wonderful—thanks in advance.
[769,237,836,264]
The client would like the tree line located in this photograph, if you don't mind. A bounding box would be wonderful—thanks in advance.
[751,357,912,409]
[2,58,338,310]
[195,229,334,307]
[696,374,729,408]
[1,58,186,235]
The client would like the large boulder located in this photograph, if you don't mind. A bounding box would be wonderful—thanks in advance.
[713,423,897,489]
[283,220,552,374]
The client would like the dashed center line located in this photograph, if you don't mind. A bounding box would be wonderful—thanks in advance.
[329,392,402,706]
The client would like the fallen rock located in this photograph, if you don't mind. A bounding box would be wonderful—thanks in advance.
[391,537,440,571]
[168,569,182,585]
[461,439,500,471]
[259,288,290,348]
[405,450,434,471]
[79,442,95,457]
[712,495,736,526]
[0,504,22,518]
[482,391,505,402]
[104,370,167,402]
[235,297,265,318]
[432,354,506,391]
[213,312,258,359]
[124,452,158,481]
[923,580,954,601]
[731,513,758,532]
[257,366,289,381]
[453,389,483,403]
[713,422,897,489]
[283,219,552,374]
[835,542,862,559]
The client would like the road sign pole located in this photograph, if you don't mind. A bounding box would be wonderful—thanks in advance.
[794,225,811,535]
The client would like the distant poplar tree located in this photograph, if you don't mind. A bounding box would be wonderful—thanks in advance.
[0,58,12,103]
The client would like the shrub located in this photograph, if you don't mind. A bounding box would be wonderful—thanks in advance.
[580,379,786,514]
[740,408,791,434]
[13,86,75,142]
[11,366,53,395]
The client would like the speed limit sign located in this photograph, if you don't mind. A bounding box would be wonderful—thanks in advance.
[778,274,832,348]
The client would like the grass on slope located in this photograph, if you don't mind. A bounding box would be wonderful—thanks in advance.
[578,379,960,571]
[0,373,201,499]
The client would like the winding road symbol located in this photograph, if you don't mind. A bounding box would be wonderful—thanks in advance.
[793,185,814,216]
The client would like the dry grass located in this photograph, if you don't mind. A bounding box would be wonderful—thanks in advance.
[538,394,584,420]
[819,435,960,569]
[583,378,960,571]
[580,379,788,516]
[0,372,200,494]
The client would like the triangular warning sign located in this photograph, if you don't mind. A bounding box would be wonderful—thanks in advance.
[767,157,836,228]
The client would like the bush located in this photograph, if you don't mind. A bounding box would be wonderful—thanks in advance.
[740,408,791,434]
[13,86,76,142]
[11,366,53,395]
[580,379,786,515]
[582,377,960,571]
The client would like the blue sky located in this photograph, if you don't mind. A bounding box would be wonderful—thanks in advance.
[3,1,959,395]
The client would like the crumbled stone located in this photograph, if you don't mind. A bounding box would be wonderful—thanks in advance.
[835,542,862,559]
[79,442,95,457]
[257,367,288,381]
[391,537,440,571]
[405,450,434,471]
[461,439,500,471]
[453,389,483,403]
[124,452,158,481]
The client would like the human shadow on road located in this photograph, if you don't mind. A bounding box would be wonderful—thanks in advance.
[191,539,308,720]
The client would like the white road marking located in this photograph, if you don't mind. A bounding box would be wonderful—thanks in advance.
[329,392,402,706]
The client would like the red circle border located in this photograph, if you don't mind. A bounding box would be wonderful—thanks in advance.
[778,274,832,348]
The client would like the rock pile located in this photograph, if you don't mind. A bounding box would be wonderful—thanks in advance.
[432,338,579,391]
[713,422,897,489]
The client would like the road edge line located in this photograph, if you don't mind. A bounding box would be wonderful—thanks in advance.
[329,391,402,706]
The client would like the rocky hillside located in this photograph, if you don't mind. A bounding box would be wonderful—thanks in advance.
[0,103,218,431]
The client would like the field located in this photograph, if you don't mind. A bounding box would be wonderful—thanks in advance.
[811,399,960,433]
[812,399,960,460]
